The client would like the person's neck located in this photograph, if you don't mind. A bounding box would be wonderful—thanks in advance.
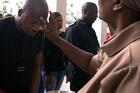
[110,10,140,35]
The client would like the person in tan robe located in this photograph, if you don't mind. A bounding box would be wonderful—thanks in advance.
[41,0,140,93]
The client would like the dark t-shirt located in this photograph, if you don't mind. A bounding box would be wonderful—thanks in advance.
[43,32,66,74]
[0,17,43,93]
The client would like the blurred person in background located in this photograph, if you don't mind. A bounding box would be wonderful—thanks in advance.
[0,13,3,18]
[43,12,66,91]
[5,13,13,17]
[65,2,100,92]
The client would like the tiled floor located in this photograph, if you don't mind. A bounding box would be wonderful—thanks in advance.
[60,76,70,91]
[45,76,71,93]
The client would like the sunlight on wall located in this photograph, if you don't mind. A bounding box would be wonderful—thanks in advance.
[46,0,56,12]
[0,0,24,15]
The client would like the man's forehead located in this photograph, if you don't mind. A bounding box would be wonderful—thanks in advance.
[23,9,48,20]
[25,15,48,22]
[23,0,49,17]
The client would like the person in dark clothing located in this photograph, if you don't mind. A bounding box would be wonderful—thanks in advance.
[0,13,3,18]
[5,13,13,17]
[43,12,66,91]
[0,0,49,93]
[65,2,100,92]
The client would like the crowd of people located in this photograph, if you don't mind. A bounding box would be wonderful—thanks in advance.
[1,0,140,93]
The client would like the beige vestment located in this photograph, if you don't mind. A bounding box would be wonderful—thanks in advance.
[78,21,140,93]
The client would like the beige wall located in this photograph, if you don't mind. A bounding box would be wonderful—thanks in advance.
[56,0,66,31]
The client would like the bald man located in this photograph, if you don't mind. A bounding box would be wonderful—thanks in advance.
[0,0,48,93]
[42,0,140,93]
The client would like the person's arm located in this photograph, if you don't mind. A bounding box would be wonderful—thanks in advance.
[30,53,43,93]
[48,33,98,74]
[40,13,98,75]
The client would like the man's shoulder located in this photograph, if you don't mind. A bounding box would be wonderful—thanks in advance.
[0,17,14,24]
[0,17,15,30]
[0,17,17,34]
[66,22,80,33]
[68,21,79,29]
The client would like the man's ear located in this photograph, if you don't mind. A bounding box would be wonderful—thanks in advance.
[18,9,23,16]
[113,0,124,11]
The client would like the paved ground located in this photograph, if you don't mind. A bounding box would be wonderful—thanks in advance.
[60,76,70,91]
[45,76,71,93]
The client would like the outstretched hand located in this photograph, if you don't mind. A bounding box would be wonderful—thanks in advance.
[40,11,58,35]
